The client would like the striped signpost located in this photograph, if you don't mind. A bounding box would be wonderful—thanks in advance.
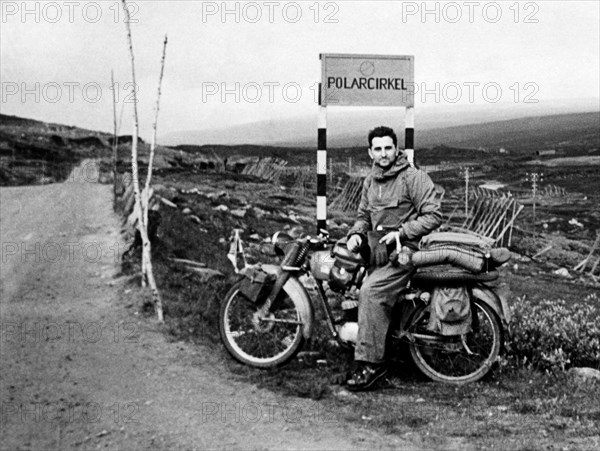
[317,53,415,233]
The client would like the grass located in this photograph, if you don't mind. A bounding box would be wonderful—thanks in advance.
[118,167,600,449]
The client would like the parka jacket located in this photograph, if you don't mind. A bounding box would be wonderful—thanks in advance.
[348,156,443,251]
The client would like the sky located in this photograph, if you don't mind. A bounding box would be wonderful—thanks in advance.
[1,1,599,141]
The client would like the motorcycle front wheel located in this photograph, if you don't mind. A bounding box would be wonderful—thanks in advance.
[407,298,502,384]
[219,281,306,368]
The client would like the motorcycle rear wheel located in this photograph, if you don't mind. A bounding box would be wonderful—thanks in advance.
[219,281,305,368]
[407,298,502,384]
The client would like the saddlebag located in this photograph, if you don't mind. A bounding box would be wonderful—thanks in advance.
[237,267,276,304]
[328,239,366,292]
[427,284,472,336]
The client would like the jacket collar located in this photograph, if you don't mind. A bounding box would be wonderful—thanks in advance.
[371,156,410,181]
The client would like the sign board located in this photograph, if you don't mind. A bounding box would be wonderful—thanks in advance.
[320,53,414,107]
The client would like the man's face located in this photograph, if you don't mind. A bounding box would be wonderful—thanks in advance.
[368,136,398,170]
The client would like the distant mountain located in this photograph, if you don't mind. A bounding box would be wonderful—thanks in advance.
[164,112,599,167]
[161,99,599,149]
[413,112,600,151]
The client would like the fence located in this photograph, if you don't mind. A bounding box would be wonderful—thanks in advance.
[453,187,524,246]
[574,231,600,280]
[241,158,288,183]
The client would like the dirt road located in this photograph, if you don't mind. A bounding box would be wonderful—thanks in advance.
[0,162,412,450]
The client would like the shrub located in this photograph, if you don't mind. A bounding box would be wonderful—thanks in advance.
[508,293,600,371]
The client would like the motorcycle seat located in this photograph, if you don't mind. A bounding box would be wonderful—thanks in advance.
[412,265,499,284]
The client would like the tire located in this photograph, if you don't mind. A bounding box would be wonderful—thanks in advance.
[407,298,502,384]
[219,280,306,368]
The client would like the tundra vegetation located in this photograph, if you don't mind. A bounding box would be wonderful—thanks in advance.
[1,111,598,448]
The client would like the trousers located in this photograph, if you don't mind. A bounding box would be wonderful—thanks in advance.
[354,262,413,363]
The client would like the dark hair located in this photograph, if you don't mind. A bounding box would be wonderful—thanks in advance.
[368,126,397,148]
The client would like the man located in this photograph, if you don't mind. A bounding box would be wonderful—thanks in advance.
[345,126,443,391]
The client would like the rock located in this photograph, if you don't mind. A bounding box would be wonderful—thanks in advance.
[249,233,261,241]
[553,267,572,278]
[288,226,305,239]
[189,215,202,224]
[568,218,584,228]
[181,187,201,195]
[152,184,168,194]
[570,367,600,381]
[253,207,267,218]
[333,388,358,399]
[207,191,228,200]
[182,208,192,215]
[213,205,229,212]
[260,243,276,256]
[230,208,246,218]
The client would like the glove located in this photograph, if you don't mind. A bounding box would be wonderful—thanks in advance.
[367,231,388,267]
[389,247,413,268]
[347,234,363,253]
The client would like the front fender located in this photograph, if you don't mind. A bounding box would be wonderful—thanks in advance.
[261,265,314,340]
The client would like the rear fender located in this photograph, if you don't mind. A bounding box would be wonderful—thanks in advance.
[261,264,314,339]
[472,285,510,329]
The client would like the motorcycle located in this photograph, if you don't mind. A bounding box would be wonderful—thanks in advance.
[219,231,511,385]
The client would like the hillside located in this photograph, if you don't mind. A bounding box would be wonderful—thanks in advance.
[417,112,600,151]
[3,112,598,182]
[162,104,599,151]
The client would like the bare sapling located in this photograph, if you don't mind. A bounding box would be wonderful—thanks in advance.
[111,69,119,201]
[143,35,168,233]
[122,0,164,321]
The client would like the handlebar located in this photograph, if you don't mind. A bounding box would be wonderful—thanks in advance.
[307,232,337,248]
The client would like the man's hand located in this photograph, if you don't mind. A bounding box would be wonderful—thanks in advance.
[379,231,401,246]
[347,234,363,252]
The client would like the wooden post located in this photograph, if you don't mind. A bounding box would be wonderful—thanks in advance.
[508,196,517,246]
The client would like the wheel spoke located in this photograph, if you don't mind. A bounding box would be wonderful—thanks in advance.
[220,286,305,367]
[407,299,502,384]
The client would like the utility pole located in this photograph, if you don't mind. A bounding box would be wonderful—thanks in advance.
[460,166,470,218]
[526,172,543,237]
